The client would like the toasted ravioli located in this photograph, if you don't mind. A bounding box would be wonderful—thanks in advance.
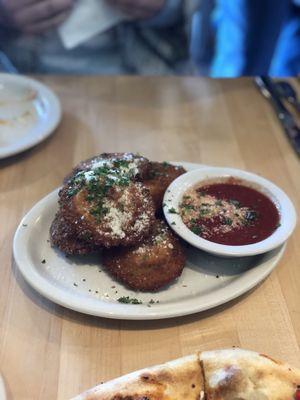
[63,153,151,185]
[143,162,186,213]
[102,220,186,291]
[50,212,98,255]
[61,182,155,248]
[59,152,156,248]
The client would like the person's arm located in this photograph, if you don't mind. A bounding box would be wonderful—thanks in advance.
[211,0,291,77]
[0,0,73,34]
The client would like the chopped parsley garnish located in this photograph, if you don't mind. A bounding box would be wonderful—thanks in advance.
[181,203,196,211]
[168,207,178,214]
[190,225,203,235]
[66,158,138,220]
[67,171,85,197]
[162,161,170,168]
[67,187,81,197]
[117,296,142,304]
[113,159,130,169]
[90,205,109,220]
[199,208,210,216]
[229,199,241,208]
[224,217,233,226]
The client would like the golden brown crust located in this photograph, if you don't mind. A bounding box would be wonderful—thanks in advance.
[143,162,186,214]
[102,220,186,291]
[61,182,155,248]
[71,349,300,400]
[64,153,151,184]
[200,348,300,400]
[71,355,204,400]
[50,212,98,255]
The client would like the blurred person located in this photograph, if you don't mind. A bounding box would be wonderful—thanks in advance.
[0,0,198,74]
[207,0,300,76]
[190,0,215,75]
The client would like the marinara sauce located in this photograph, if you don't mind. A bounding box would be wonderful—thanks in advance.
[179,178,280,246]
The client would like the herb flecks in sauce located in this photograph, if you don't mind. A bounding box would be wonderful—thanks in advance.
[179,180,280,246]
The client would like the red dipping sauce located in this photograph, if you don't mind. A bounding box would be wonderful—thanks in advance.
[179,178,280,246]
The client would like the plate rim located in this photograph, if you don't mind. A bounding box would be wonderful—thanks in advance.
[13,161,286,320]
[0,73,61,159]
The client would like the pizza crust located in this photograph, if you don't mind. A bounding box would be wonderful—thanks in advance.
[200,348,300,400]
[72,354,204,400]
[71,349,300,400]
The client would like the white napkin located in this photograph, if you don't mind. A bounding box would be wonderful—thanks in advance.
[59,0,128,49]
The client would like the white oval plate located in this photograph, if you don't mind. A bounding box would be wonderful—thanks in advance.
[13,162,286,320]
[0,375,6,400]
[0,73,61,159]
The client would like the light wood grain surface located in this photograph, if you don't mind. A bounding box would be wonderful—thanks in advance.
[0,76,300,400]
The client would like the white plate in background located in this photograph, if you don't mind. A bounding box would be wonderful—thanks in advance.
[0,73,61,159]
[13,162,286,320]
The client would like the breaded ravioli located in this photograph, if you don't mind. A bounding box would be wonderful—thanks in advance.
[143,162,186,213]
[63,153,151,185]
[61,181,155,248]
[50,212,97,255]
[58,152,156,248]
[102,220,186,291]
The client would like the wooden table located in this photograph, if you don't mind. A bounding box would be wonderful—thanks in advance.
[1,76,300,400]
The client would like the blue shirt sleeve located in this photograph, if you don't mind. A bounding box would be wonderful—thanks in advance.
[211,0,291,77]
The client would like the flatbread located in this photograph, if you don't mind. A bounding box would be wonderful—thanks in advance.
[72,354,204,400]
[72,349,300,400]
[200,348,300,400]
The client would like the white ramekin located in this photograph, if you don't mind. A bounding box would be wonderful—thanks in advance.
[163,167,297,257]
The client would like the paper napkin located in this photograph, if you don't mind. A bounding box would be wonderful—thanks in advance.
[59,0,128,49]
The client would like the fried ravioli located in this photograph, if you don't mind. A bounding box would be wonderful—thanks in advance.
[63,153,151,185]
[143,162,186,214]
[102,220,186,291]
[50,212,98,255]
[58,153,156,248]
[61,181,155,248]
